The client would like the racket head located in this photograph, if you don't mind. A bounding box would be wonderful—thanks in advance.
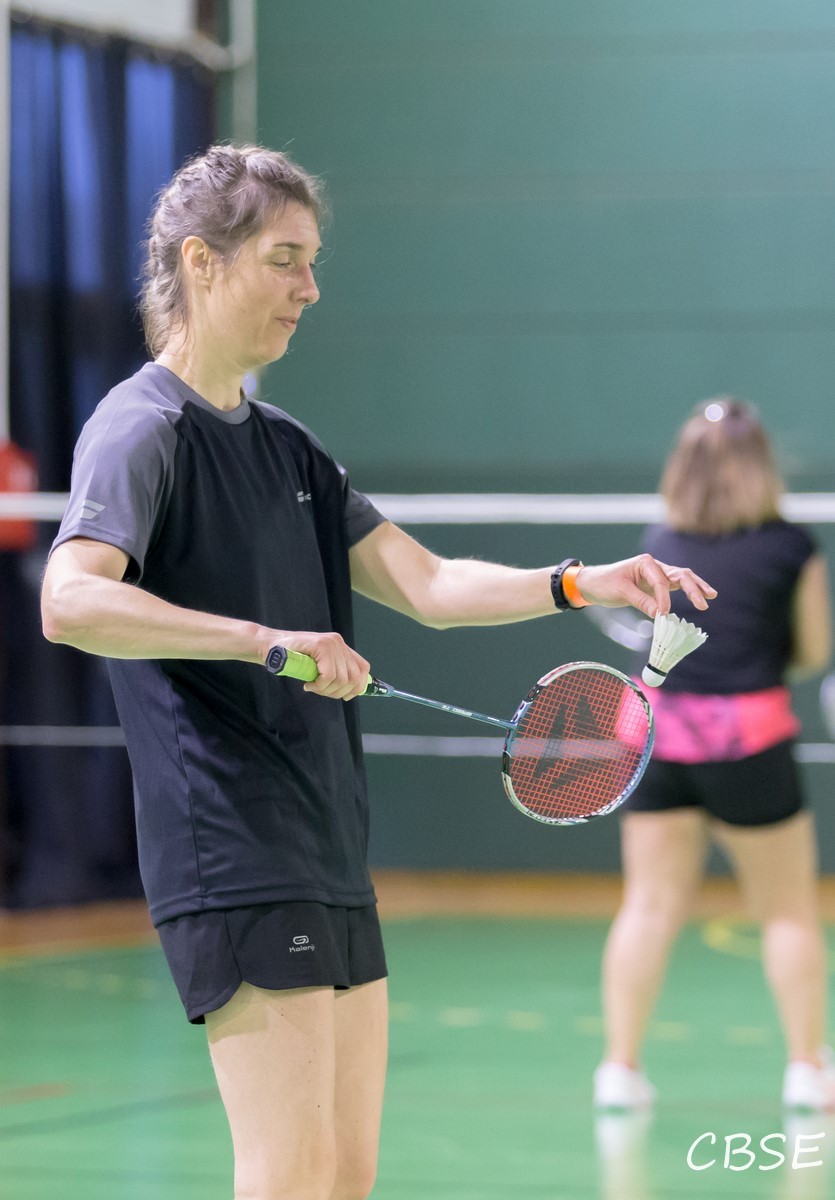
[501,662,654,826]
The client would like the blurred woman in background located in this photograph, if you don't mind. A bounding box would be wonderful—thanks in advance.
[595,397,833,1111]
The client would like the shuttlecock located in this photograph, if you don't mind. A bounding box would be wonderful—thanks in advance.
[641,613,707,687]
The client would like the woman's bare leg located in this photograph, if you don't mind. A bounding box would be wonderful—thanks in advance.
[714,812,827,1063]
[331,979,388,1199]
[205,978,388,1200]
[206,983,339,1200]
[602,809,709,1065]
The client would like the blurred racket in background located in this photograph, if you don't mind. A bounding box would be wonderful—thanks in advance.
[582,605,654,652]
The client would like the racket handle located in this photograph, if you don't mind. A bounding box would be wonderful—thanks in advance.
[265,645,319,681]
[265,645,384,695]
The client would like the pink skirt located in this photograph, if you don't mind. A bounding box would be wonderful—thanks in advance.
[636,684,799,764]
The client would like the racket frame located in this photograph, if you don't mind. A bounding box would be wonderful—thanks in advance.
[500,661,655,826]
[266,646,654,827]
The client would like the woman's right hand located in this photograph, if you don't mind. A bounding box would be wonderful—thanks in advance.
[261,629,371,701]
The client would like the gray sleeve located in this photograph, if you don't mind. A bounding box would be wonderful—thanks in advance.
[341,468,387,547]
[52,407,175,581]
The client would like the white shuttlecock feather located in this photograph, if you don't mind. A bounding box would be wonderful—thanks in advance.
[641,613,707,687]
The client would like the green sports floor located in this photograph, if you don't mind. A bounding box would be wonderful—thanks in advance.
[2,914,834,1200]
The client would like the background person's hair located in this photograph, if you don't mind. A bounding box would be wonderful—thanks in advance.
[139,143,326,357]
[661,397,784,535]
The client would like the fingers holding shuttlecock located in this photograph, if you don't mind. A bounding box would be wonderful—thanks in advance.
[642,613,707,687]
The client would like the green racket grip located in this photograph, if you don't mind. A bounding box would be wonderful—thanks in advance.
[265,646,319,682]
[264,645,381,695]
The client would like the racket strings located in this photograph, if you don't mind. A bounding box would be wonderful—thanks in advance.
[505,671,650,821]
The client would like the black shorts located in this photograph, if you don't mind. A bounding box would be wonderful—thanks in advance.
[157,901,388,1024]
[624,739,804,828]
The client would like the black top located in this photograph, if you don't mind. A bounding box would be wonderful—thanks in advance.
[634,520,816,694]
[52,363,386,924]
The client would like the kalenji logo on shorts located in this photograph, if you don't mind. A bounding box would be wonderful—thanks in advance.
[290,935,314,953]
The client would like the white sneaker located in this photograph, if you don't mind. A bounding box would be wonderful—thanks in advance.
[595,1109,654,1158]
[594,1061,656,1110]
[782,1049,835,1111]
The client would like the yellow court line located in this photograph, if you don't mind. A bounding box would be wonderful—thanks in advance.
[702,916,835,971]
[651,1021,692,1041]
[439,1007,484,1027]
[726,1026,773,1045]
[701,916,762,960]
[506,1011,548,1032]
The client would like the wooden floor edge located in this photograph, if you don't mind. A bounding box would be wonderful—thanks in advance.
[3,871,835,954]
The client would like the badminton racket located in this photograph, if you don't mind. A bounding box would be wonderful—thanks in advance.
[265,647,654,825]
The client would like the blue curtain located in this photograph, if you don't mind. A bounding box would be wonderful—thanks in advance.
[4,15,215,907]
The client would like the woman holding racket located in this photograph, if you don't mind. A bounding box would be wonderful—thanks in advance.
[595,399,832,1112]
[40,143,714,1200]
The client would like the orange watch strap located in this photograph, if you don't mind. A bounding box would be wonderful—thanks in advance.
[562,564,590,609]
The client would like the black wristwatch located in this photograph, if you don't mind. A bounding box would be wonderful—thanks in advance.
[550,558,583,611]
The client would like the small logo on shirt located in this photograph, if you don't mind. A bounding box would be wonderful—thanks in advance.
[296,490,312,503]
[80,499,106,521]
[290,934,314,953]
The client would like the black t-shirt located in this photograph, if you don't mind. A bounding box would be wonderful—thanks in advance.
[52,363,386,924]
[634,520,816,694]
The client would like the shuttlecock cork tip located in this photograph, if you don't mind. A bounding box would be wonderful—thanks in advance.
[642,612,708,687]
[641,663,668,688]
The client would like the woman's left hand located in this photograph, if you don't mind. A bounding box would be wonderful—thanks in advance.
[575,556,717,618]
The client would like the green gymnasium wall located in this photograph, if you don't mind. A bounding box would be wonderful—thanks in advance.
[253,0,835,492]
[246,1,835,871]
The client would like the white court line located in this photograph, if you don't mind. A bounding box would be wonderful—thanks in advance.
[2,726,835,761]
[795,743,835,764]
[0,728,505,753]
[0,493,69,519]
[0,726,128,747]
[362,733,502,756]
[5,492,835,523]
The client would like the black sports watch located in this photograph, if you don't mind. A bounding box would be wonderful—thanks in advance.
[550,558,583,611]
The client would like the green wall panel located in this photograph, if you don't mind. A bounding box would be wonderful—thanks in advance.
[256,2,835,487]
[264,327,835,489]
[268,2,835,41]
[251,2,835,868]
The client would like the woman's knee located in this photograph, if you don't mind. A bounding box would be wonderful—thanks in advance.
[330,1150,378,1200]
[620,886,692,936]
[234,1143,338,1200]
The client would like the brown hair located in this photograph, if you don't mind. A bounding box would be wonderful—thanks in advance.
[139,143,326,357]
[661,397,784,535]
